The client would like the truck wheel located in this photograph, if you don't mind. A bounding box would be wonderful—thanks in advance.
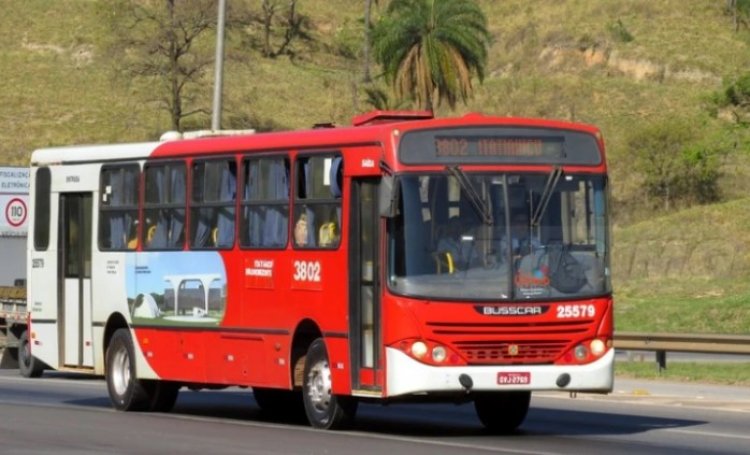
[19,331,44,378]
[474,391,531,433]
[302,338,357,429]
[106,328,150,411]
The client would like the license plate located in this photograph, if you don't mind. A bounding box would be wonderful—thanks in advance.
[497,372,531,385]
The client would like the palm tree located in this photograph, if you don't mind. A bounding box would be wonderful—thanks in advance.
[372,0,490,111]
[362,0,379,82]
[363,86,410,110]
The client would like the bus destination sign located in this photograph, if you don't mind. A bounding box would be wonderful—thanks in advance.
[399,127,601,166]
[434,136,562,159]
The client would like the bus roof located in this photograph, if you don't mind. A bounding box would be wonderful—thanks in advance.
[29,112,603,166]
[31,142,160,166]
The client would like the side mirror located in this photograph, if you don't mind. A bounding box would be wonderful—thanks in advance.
[378,175,400,218]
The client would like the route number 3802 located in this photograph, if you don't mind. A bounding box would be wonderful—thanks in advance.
[556,304,595,319]
[293,260,321,282]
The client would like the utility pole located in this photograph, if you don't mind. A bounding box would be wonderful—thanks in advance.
[211,0,227,131]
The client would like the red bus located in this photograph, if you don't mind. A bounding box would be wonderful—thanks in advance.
[26,110,613,431]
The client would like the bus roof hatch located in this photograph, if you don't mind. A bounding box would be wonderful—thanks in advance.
[352,110,433,127]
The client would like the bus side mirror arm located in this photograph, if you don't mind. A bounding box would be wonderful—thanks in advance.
[379,175,400,218]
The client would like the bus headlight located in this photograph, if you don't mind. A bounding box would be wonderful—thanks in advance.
[590,339,606,357]
[395,338,467,365]
[411,341,428,359]
[432,345,447,363]
[574,344,588,361]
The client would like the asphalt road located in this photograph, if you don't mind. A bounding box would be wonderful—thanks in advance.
[1,370,749,454]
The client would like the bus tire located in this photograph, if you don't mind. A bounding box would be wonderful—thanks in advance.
[474,391,531,433]
[302,338,357,430]
[19,330,45,378]
[253,387,305,421]
[146,380,180,413]
[106,328,150,412]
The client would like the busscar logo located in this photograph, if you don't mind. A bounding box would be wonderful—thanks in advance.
[474,305,550,316]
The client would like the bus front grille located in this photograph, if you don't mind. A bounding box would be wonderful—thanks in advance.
[425,320,595,365]
[452,339,568,364]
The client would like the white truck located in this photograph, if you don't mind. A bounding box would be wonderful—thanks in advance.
[0,166,42,376]
[0,285,44,377]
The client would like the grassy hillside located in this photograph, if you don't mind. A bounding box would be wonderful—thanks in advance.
[3,1,749,160]
[614,197,750,333]
[2,1,749,332]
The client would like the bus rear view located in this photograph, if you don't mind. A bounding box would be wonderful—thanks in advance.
[380,119,612,431]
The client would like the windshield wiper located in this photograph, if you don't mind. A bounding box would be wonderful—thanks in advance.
[531,166,563,228]
[447,165,493,225]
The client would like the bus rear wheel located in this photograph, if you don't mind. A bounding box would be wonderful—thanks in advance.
[474,391,531,433]
[302,338,357,430]
[19,330,45,378]
[145,380,180,412]
[106,328,151,411]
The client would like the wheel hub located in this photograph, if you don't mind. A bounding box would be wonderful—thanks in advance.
[111,348,130,396]
[307,359,332,412]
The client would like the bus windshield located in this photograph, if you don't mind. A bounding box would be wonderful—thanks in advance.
[387,172,610,301]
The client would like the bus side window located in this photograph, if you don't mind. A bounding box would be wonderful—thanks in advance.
[191,159,237,249]
[34,167,51,251]
[143,162,186,250]
[294,154,342,249]
[99,164,140,251]
[241,156,290,249]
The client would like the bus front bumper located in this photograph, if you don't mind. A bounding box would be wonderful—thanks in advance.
[385,347,614,398]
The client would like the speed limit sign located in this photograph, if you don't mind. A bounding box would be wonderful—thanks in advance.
[5,197,27,227]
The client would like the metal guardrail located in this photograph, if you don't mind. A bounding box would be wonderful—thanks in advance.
[613,331,750,370]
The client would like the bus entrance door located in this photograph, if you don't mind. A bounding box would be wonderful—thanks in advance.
[58,193,94,369]
[349,179,382,393]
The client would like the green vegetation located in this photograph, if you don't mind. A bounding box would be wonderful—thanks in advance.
[628,116,723,211]
[372,0,490,110]
[613,197,750,333]
[616,361,750,386]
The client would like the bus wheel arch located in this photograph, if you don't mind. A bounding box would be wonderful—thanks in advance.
[103,312,129,358]
[290,319,322,388]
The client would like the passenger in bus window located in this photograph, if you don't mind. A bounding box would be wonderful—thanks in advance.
[318,207,340,247]
[436,216,479,270]
[294,213,308,247]
[515,212,543,253]
[497,212,540,260]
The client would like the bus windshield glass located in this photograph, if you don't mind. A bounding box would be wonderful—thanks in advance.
[387,173,610,301]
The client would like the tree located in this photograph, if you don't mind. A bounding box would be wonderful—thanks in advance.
[104,0,217,131]
[362,0,380,82]
[629,118,723,211]
[371,0,490,111]
[259,0,308,58]
[726,0,750,31]
[363,86,410,110]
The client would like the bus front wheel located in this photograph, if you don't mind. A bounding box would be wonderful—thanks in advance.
[106,328,151,411]
[474,391,531,433]
[302,338,357,430]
